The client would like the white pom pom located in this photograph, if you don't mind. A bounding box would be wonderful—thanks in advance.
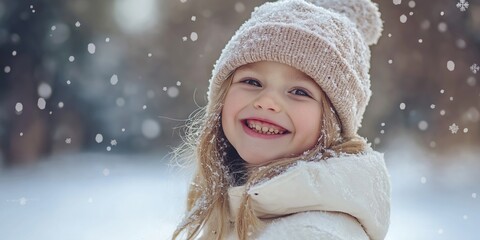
[305,0,383,45]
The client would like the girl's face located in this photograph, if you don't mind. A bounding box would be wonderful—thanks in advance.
[221,61,324,165]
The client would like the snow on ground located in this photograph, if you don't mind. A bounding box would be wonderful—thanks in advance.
[384,135,480,240]
[0,136,479,240]
[0,153,191,240]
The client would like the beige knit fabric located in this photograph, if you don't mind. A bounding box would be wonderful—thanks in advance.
[206,0,383,137]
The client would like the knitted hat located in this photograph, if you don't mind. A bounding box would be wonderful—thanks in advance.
[206,0,383,137]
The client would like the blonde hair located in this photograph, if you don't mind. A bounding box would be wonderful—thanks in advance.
[172,70,367,240]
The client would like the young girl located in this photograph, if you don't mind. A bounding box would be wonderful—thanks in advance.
[173,0,390,239]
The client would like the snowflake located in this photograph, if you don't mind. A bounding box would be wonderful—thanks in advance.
[470,63,479,74]
[65,138,72,144]
[110,139,117,146]
[19,197,28,205]
[449,123,459,134]
[456,0,469,12]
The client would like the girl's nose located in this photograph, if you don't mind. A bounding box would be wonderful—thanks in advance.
[253,94,281,112]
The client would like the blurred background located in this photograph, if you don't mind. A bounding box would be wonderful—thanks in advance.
[0,0,479,239]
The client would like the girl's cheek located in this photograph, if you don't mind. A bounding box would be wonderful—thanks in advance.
[295,106,322,127]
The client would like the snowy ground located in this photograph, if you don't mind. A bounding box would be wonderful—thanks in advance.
[0,153,191,240]
[0,137,479,240]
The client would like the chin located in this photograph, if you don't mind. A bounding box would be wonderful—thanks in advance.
[239,151,278,165]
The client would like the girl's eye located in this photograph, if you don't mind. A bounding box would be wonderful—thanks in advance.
[241,79,262,87]
[290,88,312,98]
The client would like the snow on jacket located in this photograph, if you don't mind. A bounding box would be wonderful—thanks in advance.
[227,148,391,240]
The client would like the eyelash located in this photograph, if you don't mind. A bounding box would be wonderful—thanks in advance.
[240,79,312,98]
[242,79,262,87]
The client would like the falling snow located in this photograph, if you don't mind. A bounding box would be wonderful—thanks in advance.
[456,0,469,12]
[110,74,119,85]
[438,22,448,32]
[420,177,427,184]
[141,119,161,139]
[449,123,459,134]
[19,197,28,205]
[470,63,479,74]
[116,98,125,107]
[15,102,23,113]
[408,1,415,8]
[447,60,455,71]
[95,134,104,143]
[88,43,96,54]
[1,1,479,239]
[37,98,46,110]
[235,2,246,12]
[418,121,428,131]
[38,83,52,98]
[167,86,179,98]
[190,32,198,41]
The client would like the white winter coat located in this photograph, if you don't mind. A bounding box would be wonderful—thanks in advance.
[227,149,391,240]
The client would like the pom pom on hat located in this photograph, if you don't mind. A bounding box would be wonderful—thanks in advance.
[305,0,383,45]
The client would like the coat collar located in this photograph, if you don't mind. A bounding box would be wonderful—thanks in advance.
[228,149,391,240]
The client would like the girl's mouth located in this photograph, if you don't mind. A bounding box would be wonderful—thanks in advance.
[242,119,290,136]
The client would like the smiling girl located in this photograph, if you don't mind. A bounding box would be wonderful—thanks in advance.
[172,0,390,239]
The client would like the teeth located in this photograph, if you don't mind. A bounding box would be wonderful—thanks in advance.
[246,120,285,135]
